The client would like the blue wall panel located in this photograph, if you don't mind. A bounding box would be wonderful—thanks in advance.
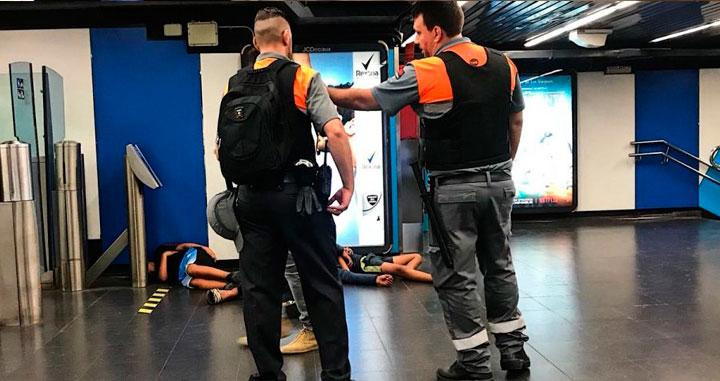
[91,28,207,263]
[635,70,699,209]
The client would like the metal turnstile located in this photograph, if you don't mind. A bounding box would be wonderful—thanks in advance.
[0,141,42,326]
[86,144,161,288]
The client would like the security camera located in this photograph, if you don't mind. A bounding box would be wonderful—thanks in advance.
[569,29,612,48]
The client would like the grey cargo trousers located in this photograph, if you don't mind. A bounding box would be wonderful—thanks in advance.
[430,172,528,373]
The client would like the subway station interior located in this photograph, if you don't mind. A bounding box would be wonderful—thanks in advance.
[1,1,720,380]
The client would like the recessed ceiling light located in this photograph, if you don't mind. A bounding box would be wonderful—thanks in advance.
[525,1,638,48]
[650,20,720,43]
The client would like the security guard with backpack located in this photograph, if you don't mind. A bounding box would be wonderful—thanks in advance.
[217,7,354,381]
[328,2,529,380]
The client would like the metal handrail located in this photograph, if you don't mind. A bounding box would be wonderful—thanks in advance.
[629,140,720,186]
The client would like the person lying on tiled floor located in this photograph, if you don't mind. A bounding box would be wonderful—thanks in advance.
[337,245,432,285]
[148,242,241,303]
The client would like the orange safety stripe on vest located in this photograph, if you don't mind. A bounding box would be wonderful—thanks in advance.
[293,65,315,111]
[444,42,488,68]
[412,56,453,105]
[505,55,518,92]
[445,42,517,92]
[252,57,315,110]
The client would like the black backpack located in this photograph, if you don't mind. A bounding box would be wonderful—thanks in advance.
[217,60,297,186]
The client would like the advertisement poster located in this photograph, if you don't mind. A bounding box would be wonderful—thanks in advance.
[310,51,386,247]
[513,75,574,209]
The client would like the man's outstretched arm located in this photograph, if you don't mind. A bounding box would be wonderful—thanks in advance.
[327,87,381,111]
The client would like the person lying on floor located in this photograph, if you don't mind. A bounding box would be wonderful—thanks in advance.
[148,243,240,302]
[337,245,433,284]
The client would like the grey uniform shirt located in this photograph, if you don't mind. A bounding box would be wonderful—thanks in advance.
[369,37,523,176]
[256,52,339,133]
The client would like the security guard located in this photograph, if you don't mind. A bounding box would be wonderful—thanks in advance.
[328,2,528,380]
[232,7,354,381]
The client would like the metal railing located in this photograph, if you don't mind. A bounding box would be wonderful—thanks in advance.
[629,140,720,186]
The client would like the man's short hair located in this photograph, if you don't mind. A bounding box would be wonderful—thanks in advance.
[254,7,290,45]
[412,1,464,37]
[254,6,287,23]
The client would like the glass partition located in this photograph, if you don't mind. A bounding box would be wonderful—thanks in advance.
[42,66,67,272]
[9,62,48,271]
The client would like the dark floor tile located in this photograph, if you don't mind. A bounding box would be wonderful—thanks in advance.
[672,334,720,357]
[161,348,245,381]
[552,359,649,381]
[519,284,579,298]
[347,327,386,352]
[624,303,707,322]
[350,348,394,373]
[4,217,720,381]
[280,352,320,381]
[517,297,551,312]
[524,321,584,344]
[353,370,420,381]
[636,356,716,381]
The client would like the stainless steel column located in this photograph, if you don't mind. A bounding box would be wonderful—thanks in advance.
[126,155,146,288]
[55,141,85,292]
[0,141,42,326]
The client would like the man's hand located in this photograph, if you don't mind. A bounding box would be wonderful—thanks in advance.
[327,187,353,215]
[376,274,394,287]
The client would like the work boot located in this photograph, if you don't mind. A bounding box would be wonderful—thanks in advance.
[500,347,531,371]
[280,327,318,354]
[238,317,293,346]
[437,362,493,380]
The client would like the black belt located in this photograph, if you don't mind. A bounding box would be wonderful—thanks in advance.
[434,172,512,186]
[245,174,295,190]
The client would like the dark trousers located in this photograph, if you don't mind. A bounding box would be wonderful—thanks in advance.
[235,184,351,381]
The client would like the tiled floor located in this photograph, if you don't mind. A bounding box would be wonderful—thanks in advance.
[2,215,720,380]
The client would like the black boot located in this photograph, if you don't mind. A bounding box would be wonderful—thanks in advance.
[437,362,493,380]
[500,347,531,371]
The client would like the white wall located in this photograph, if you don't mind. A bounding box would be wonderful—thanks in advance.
[699,69,720,169]
[0,29,100,239]
[576,72,636,211]
[200,53,241,260]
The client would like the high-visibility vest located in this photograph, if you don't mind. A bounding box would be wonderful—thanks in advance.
[413,42,518,170]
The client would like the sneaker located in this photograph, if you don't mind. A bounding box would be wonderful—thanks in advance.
[500,347,531,371]
[206,289,222,305]
[238,318,293,347]
[437,362,493,380]
[280,327,318,354]
[228,271,242,285]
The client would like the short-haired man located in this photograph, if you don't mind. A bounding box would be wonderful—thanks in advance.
[328,2,529,380]
[233,7,354,381]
